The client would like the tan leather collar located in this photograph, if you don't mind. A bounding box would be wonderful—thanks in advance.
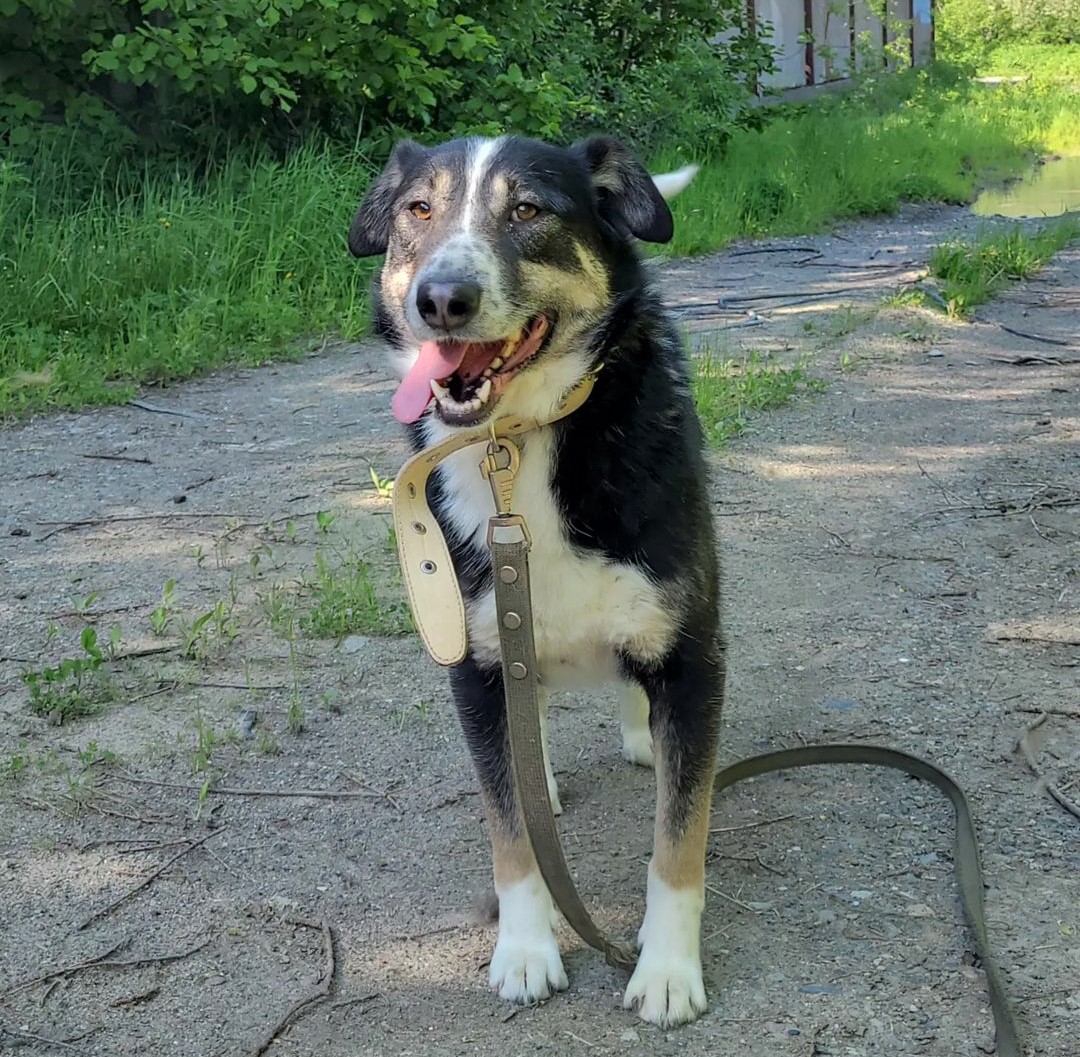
[392,370,599,666]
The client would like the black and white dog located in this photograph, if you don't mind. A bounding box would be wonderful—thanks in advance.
[349,135,724,1028]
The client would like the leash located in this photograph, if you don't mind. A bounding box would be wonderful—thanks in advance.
[391,377,1024,1054]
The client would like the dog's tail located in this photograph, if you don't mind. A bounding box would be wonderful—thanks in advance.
[651,163,699,201]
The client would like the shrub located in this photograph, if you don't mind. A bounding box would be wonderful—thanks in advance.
[0,0,774,157]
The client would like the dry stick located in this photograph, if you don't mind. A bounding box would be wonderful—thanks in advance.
[709,812,798,835]
[251,919,335,1057]
[80,453,153,465]
[1016,714,1080,822]
[1010,705,1080,719]
[113,773,388,801]
[0,1023,85,1053]
[996,324,1075,348]
[0,939,129,1002]
[78,829,224,931]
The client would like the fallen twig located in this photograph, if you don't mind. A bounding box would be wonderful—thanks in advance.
[709,813,798,834]
[988,354,1080,366]
[0,1022,85,1052]
[78,829,224,930]
[1015,714,1080,822]
[0,937,208,1003]
[127,399,213,421]
[729,245,819,257]
[1009,705,1080,719]
[996,324,1074,348]
[0,939,129,1002]
[80,453,153,466]
[113,773,390,801]
[251,918,335,1056]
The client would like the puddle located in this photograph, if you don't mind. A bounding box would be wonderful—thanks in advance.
[972,155,1080,218]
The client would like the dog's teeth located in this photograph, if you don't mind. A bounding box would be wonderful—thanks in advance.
[489,356,504,371]
[430,378,449,399]
[477,379,492,404]
[481,367,492,379]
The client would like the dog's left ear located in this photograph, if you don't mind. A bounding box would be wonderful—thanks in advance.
[348,139,428,257]
[572,135,674,244]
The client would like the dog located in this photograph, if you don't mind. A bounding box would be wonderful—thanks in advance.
[348,135,724,1028]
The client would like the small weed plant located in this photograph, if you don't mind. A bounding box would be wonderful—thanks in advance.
[929,216,1080,316]
[302,551,412,638]
[22,627,114,724]
[692,351,824,447]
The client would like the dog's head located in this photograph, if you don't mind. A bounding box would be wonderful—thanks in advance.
[349,135,697,428]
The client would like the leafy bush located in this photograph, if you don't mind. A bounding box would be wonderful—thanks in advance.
[937,0,1080,66]
[1,0,773,156]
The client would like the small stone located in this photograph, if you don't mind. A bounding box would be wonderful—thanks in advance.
[9,526,30,537]
[171,493,187,504]
[746,901,773,912]
[926,349,945,358]
[850,889,873,901]
[620,1029,640,1043]
[822,697,857,711]
[343,635,370,654]
[816,909,837,926]
[239,709,259,739]
[799,983,837,995]
[915,851,939,866]
[907,903,935,918]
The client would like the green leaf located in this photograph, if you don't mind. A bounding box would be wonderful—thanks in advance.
[240,73,258,94]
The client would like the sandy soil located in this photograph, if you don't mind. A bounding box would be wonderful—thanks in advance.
[1,203,1077,1057]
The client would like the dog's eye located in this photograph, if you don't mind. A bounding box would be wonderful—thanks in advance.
[511,202,540,223]
[409,201,433,220]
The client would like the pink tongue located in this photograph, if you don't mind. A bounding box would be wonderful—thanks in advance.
[391,341,468,424]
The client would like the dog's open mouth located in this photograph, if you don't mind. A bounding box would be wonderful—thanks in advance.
[391,315,551,425]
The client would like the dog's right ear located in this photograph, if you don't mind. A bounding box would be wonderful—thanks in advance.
[348,140,428,258]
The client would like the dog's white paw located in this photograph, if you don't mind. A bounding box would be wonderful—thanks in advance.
[623,951,707,1027]
[490,873,567,1004]
[489,933,568,1003]
[621,728,655,768]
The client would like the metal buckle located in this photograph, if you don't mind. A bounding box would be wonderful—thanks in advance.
[486,513,532,550]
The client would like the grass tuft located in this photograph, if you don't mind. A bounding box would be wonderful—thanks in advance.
[0,139,374,417]
[301,551,412,638]
[929,215,1080,317]
[692,350,822,447]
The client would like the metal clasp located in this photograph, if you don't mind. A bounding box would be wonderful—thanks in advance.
[480,436,521,516]
[486,513,532,550]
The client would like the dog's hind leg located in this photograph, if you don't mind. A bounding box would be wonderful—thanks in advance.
[619,682,655,768]
[622,635,724,1027]
[450,656,568,1004]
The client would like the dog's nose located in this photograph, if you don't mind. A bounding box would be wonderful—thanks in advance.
[416,280,481,331]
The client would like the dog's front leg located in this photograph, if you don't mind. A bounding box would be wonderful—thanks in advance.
[450,656,568,1004]
[623,641,723,1028]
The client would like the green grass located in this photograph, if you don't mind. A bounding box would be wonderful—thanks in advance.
[3,61,1079,417]
[660,66,1080,257]
[301,551,413,638]
[692,350,822,447]
[928,215,1080,317]
[0,139,374,417]
[981,44,1080,82]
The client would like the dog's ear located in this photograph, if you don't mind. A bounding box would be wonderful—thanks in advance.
[571,135,674,244]
[348,139,428,257]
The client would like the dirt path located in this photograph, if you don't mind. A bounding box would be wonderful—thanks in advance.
[1,204,1077,1057]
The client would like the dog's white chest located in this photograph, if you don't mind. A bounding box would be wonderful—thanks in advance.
[432,431,675,688]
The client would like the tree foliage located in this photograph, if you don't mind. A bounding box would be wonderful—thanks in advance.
[0,0,774,155]
[937,0,1080,64]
